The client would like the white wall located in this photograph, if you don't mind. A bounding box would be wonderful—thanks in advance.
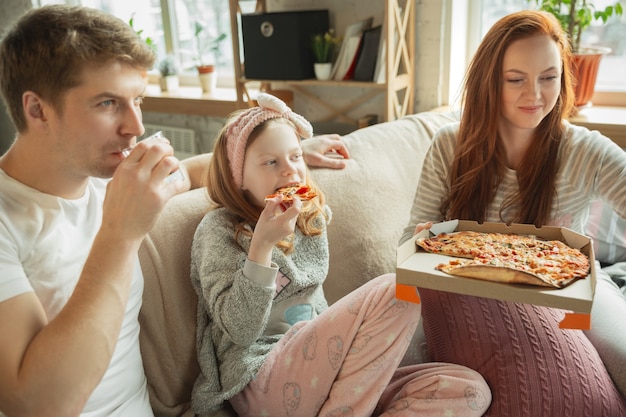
[414,0,448,112]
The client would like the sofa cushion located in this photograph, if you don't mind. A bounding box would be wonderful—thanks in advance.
[316,110,460,304]
[138,187,208,417]
[420,289,626,416]
[138,110,460,417]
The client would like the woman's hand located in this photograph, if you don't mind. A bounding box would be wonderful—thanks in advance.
[414,221,433,236]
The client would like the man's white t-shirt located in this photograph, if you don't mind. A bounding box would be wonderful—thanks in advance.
[0,169,153,417]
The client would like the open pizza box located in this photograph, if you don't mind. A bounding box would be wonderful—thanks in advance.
[395,220,597,330]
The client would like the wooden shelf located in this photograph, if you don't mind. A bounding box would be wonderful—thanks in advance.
[228,0,415,124]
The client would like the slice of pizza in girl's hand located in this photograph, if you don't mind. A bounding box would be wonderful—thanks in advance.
[415,229,590,289]
[265,184,317,203]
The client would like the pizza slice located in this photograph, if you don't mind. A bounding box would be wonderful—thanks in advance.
[436,257,573,288]
[265,183,317,202]
[416,230,589,288]
[416,230,497,259]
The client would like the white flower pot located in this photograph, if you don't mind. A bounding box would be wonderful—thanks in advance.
[159,75,179,92]
[314,63,332,81]
[197,65,216,93]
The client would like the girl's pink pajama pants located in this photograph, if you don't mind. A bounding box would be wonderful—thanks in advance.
[230,273,492,417]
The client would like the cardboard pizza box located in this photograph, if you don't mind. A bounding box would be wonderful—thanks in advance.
[396,220,597,317]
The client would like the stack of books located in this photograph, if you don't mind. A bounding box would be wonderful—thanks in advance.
[330,16,387,83]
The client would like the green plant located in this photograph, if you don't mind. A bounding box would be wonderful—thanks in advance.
[193,21,227,66]
[311,29,341,63]
[128,15,155,51]
[157,55,178,76]
[532,0,623,53]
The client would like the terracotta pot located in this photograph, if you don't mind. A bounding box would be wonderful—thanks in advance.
[571,47,610,108]
[197,65,216,93]
[196,64,215,74]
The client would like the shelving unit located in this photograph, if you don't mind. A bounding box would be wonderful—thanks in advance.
[227,0,414,124]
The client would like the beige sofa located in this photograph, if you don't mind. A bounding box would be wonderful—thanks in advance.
[137,109,460,417]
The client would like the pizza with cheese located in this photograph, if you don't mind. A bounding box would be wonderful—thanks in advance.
[415,230,589,288]
[265,183,317,202]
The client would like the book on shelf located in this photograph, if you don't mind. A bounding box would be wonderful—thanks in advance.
[331,17,373,81]
[352,25,382,82]
[372,35,387,84]
[342,35,366,80]
[333,35,362,81]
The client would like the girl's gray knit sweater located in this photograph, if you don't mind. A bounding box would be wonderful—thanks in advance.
[190,206,331,413]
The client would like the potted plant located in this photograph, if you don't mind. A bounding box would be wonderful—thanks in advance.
[311,29,341,80]
[128,16,155,51]
[157,55,179,92]
[193,20,226,92]
[532,0,623,106]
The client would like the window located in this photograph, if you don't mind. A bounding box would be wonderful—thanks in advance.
[447,0,626,106]
[36,0,245,88]
[473,0,626,105]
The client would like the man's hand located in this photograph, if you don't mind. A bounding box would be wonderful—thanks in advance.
[302,134,350,169]
[106,137,185,241]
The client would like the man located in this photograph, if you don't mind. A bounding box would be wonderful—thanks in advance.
[0,5,349,416]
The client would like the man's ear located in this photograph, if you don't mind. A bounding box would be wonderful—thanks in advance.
[23,91,49,125]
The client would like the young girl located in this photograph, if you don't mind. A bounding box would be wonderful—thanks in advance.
[190,93,491,417]
[401,10,626,416]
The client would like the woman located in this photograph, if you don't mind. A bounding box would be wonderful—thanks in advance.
[401,10,626,416]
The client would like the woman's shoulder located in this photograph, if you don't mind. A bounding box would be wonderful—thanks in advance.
[426,121,459,160]
[562,120,615,149]
[434,120,460,136]
[559,121,624,166]
[432,121,460,146]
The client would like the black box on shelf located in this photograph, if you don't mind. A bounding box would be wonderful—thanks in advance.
[241,10,329,80]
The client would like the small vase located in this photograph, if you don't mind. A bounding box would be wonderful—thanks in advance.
[159,75,179,92]
[314,62,332,80]
[197,65,216,93]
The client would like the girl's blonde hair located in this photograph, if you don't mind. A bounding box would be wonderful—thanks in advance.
[442,10,575,226]
[207,113,327,254]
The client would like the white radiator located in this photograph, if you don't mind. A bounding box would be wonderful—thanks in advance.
[141,124,198,160]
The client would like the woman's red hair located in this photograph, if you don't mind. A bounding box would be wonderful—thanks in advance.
[441,10,575,226]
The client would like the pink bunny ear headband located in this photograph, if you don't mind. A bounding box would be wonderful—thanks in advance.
[226,93,313,189]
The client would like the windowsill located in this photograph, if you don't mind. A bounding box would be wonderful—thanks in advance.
[141,84,240,117]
